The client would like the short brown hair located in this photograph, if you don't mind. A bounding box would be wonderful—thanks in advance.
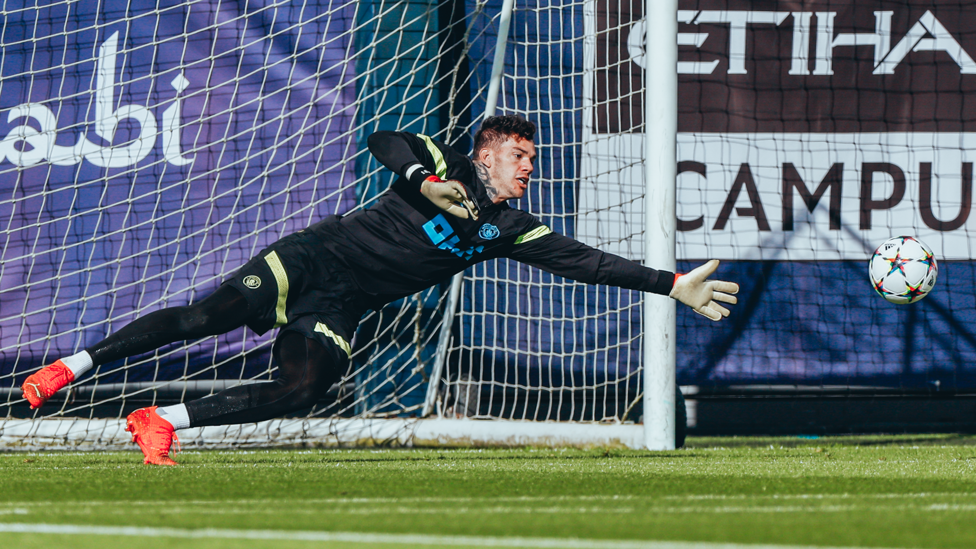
[473,115,537,156]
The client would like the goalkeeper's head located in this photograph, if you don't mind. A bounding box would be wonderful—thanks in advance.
[473,115,538,203]
[474,115,536,154]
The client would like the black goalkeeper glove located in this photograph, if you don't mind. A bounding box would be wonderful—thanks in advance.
[669,260,739,321]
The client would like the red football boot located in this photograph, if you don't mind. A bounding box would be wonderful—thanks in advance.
[21,360,75,409]
[125,406,180,466]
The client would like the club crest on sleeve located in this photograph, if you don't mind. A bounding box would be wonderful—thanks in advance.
[478,223,500,240]
[243,275,262,289]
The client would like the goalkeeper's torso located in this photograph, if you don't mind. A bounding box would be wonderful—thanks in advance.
[306,133,548,302]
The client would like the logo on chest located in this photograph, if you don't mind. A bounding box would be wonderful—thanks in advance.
[478,223,500,240]
[422,213,486,260]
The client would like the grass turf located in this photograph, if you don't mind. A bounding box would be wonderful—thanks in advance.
[3,434,976,548]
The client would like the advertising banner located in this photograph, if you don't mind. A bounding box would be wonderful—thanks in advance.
[580,1,976,261]
[577,0,976,387]
[0,1,358,378]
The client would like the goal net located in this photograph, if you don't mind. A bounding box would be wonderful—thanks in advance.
[0,0,672,450]
[5,0,970,450]
[576,0,976,435]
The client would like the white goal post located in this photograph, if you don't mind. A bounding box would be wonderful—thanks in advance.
[0,0,682,451]
[642,0,679,451]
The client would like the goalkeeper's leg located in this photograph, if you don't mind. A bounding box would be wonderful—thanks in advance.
[87,285,249,364]
[126,329,343,465]
[21,285,249,409]
[184,329,342,426]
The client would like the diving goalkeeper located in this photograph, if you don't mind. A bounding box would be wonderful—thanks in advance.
[21,115,738,465]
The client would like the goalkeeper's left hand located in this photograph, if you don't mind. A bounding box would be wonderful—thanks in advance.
[420,176,480,220]
[668,259,739,321]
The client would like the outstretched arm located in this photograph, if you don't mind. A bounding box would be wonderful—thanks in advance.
[507,229,738,321]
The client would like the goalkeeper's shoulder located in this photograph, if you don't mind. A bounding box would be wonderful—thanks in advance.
[366,130,410,147]
[366,130,417,156]
[367,131,469,182]
[366,130,452,155]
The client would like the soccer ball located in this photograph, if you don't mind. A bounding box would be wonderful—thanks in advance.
[869,236,938,304]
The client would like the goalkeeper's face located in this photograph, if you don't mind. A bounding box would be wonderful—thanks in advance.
[483,136,536,203]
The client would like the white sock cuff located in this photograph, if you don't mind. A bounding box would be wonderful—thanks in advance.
[60,351,93,378]
[156,404,191,430]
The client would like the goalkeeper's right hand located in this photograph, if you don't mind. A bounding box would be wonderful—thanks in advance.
[420,176,480,220]
[668,259,739,321]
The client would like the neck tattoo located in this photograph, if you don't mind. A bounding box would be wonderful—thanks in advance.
[475,162,499,202]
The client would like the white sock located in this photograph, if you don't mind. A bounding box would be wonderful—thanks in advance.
[59,351,93,378]
[156,404,190,430]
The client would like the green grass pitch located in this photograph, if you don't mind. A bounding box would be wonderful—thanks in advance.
[3,435,976,549]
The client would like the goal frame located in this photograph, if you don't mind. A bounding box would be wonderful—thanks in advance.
[0,0,680,452]
[419,0,680,450]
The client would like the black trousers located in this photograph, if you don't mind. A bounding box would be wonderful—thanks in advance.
[87,285,343,427]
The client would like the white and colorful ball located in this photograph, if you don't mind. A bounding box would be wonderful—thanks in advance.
[869,236,938,304]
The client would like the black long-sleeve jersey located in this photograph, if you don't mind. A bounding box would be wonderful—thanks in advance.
[308,131,675,304]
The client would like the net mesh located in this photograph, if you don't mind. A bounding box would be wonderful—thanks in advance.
[0,0,496,438]
[440,0,646,422]
[5,0,973,447]
[443,0,976,426]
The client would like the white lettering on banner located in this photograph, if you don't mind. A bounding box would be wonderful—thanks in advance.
[577,133,976,261]
[815,10,976,75]
[788,12,813,75]
[629,11,729,74]
[874,11,976,74]
[630,11,797,74]
[812,11,892,76]
[627,10,976,75]
[162,74,194,166]
[0,31,193,168]
[690,10,791,74]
